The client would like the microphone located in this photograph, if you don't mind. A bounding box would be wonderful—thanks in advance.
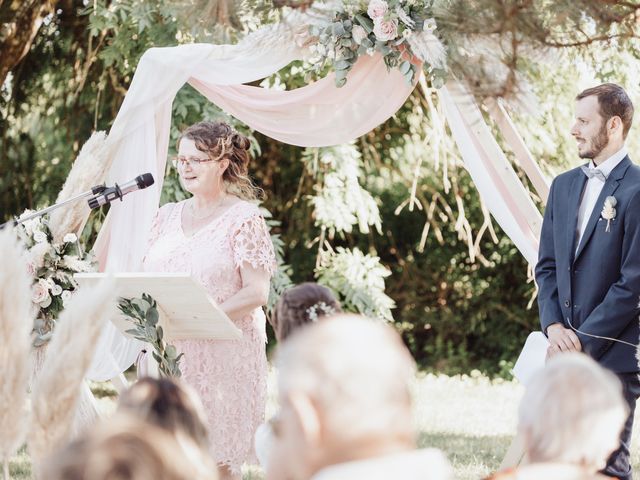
[88,173,154,209]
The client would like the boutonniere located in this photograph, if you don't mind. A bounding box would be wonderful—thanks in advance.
[601,196,617,232]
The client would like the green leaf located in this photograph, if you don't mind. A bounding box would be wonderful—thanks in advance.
[399,61,412,75]
[355,14,374,34]
[332,22,345,37]
[146,306,159,325]
[165,345,177,359]
[335,77,347,88]
[334,60,351,71]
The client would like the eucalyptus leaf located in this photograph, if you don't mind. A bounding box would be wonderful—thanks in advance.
[334,59,351,70]
[146,306,159,325]
[399,61,412,75]
[165,345,177,359]
[355,14,374,33]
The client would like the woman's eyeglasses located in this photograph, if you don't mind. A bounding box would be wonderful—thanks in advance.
[171,156,215,168]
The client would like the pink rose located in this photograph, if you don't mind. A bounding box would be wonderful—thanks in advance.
[367,0,388,20]
[373,19,398,42]
[352,25,368,44]
[32,282,49,305]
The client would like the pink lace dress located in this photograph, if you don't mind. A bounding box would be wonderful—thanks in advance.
[142,199,276,473]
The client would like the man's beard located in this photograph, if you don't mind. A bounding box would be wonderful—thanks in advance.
[579,123,609,159]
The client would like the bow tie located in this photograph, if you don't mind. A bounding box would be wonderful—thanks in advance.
[581,166,607,182]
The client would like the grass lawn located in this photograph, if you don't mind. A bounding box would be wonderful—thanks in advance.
[8,370,640,479]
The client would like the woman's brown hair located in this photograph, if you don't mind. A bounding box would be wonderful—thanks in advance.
[272,282,341,342]
[117,377,210,450]
[178,121,264,200]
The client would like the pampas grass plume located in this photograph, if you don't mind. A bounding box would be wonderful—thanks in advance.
[0,228,34,479]
[49,131,110,242]
[28,276,116,477]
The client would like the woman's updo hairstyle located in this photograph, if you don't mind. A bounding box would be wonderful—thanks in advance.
[177,121,264,200]
[271,282,341,342]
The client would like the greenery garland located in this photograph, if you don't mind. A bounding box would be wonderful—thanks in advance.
[118,293,183,378]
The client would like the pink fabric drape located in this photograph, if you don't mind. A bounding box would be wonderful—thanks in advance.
[190,55,416,147]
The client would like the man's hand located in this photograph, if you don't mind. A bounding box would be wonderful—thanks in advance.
[547,323,582,353]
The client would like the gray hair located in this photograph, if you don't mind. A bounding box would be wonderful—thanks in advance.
[518,353,627,470]
[276,314,416,443]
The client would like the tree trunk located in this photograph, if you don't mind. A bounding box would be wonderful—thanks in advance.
[0,0,58,86]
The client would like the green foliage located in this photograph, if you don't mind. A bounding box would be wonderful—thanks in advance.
[316,246,395,321]
[302,144,381,236]
[118,293,183,378]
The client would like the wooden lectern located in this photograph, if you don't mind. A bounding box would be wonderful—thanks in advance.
[75,272,242,376]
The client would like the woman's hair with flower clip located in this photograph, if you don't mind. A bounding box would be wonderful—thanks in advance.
[271,282,341,342]
[177,121,264,200]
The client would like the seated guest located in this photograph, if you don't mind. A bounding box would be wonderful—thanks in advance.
[43,414,218,480]
[486,353,628,480]
[117,377,210,450]
[270,282,341,342]
[256,282,341,470]
[266,314,453,480]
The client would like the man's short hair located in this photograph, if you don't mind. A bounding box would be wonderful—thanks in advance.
[276,314,416,443]
[518,353,627,469]
[576,83,634,139]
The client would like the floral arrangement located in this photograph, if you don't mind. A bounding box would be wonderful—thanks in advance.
[119,293,183,378]
[308,0,447,87]
[16,212,95,347]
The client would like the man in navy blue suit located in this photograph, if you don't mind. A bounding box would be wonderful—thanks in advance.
[536,83,640,480]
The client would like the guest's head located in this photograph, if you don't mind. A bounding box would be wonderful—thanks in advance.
[43,414,218,480]
[175,121,262,199]
[270,314,416,479]
[117,377,209,450]
[272,282,341,341]
[518,353,627,471]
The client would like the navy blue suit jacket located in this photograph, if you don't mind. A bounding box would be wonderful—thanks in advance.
[535,156,640,373]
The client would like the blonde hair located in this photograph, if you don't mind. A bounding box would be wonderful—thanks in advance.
[117,377,210,450]
[276,314,416,444]
[43,414,218,480]
[519,353,627,470]
[178,121,264,200]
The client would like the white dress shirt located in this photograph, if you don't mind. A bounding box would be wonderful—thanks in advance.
[575,146,628,253]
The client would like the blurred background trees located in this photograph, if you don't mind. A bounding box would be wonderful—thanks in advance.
[1,0,638,375]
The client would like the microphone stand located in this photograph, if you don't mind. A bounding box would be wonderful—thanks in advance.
[0,184,106,230]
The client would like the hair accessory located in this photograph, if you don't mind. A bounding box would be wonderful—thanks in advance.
[305,302,336,322]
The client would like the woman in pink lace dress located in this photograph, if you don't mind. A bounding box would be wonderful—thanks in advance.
[142,121,275,480]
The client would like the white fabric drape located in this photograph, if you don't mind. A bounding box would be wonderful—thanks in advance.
[439,79,542,266]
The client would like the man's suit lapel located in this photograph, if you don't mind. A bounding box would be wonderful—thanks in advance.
[574,156,631,263]
[566,172,587,265]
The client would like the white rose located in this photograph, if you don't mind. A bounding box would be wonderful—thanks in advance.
[402,28,412,39]
[39,295,52,308]
[367,0,388,19]
[352,25,368,44]
[373,18,398,42]
[63,233,78,243]
[51,283,63,296]
[32,283,49,304]
[33,230,48,243]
